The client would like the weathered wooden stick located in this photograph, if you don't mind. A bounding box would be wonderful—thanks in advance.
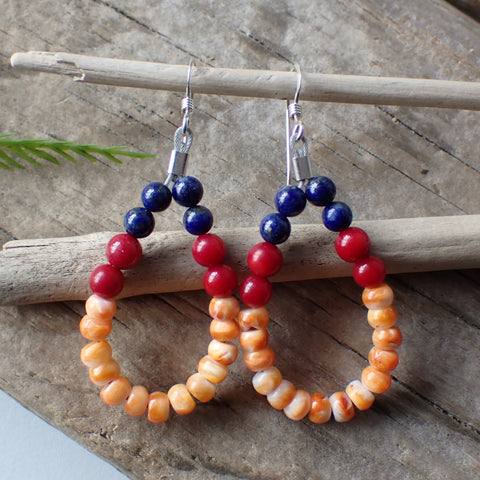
[10,51,480,110]
[1,215,479,306]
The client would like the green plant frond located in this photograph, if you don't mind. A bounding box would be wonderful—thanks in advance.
[0,134,155,170]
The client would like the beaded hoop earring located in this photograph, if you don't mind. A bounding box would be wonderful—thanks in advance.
[79,63,241,423]
[236,66,402,423]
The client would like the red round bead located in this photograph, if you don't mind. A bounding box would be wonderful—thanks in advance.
[203,264,238,297]
[335,227,371,263]
[247,242,283,278]
[89,264,124,298]
[106,234,143,270]
[353,256,386,288]
[239,275,273,308]
[192,234,226,267]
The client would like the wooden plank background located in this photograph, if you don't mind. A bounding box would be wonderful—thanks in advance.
[1,1,479,478]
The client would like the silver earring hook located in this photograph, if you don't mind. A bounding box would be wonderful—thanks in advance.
[293,61,302,105]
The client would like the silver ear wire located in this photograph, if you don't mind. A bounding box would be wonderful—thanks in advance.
[285,62,311,186]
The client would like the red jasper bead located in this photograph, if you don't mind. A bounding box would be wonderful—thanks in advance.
[335,227,370,263]
[90,264,124,298]
[192,234,226,267]
[106,234,143,269]
[353,256,386,288]
[239,275,273,308]
[203,264,238,297]
[247,242,283,278]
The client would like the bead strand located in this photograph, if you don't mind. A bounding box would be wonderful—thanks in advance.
[80,177,241,423]
[239,175,402,423]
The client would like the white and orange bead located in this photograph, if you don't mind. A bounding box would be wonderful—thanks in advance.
[362,284,394,310]
[85,294,117,320]
[243,346,275,372]
[81,340,112,368]
[209,318,240,342]
[372,326,403,350]
[284,390,311,421]
[267,380,296,410]
[239,328,269,352]
[89,358,120,386]
[197,355,228,384]
[361,366,392,394]
[100,376,131,406]
[168,384,196,415]
[308,393,332,424]
[79,315,112,341]
[346,380,375,411]
[367,305,398,328]
[252,367,283,395]
[368,346,399,372]
[209,296,240,321]
[186,373,216,403]
[147,392,170,424]
[124,385,149,417]
[238,307,269,331]
[207,340,238,365]
[329,392,355,423]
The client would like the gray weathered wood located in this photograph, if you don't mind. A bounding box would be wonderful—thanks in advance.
[2,215,480,305]
[1,1,479,479]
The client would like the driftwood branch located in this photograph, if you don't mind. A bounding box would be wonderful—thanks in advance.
[10,51,480,110]
[1,215,479,306]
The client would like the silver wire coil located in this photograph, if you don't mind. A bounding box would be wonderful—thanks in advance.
[288,102,302,119]
[181,96,194,113]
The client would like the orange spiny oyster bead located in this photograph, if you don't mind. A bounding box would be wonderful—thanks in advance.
[209,318,240,342]
[89,358,120,386]
[329,392,355,423]
[207,340,238,366]
[267,379,296,410]
[368,346,399,372]
[80,340,112,368]
[346,380,375,411]
[85,294,117,320]
[361,366,392,394]
[239,328,269,352]
[186,373,216,403]
[284,390,311,421]
[79,315,112,341]
[124,385,149,417]
[367,306,398,328]
[252,366,283,395]
[308,393,332,424]
[147,392,170,424]
[168,384,196,415]
[197,355,228,384]
[372,326,403,350]
[362,284,394,310]
[238,307,269,331]
[100,376,131,406]
[243,346,275,372]
[209,296,240,321]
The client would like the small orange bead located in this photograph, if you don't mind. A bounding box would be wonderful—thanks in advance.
[362,284,394,310]
[100,376,131,406]
[284,390,311,421]
[80,341,112,368]
[368,346,399,372]
[186,373,216,403]
[362,366,392,394]
[346,380,375,411]
[197,355,228,384]
[329,392,355,422]
[124,385,149,417]
[238,307,269,331]
[79,315,112,341]
[243,346,275,372]
[89,358,120,386]
[367,306,398,328]
[372,326,403,350]
[85,294,117,320]
[207,340,238,365]
[308,393,332,424]
[209,318,240,342]
[147,391,170,424]
[267,380,296,410]
[239,329,269,352]
[168,384,196,415]
[209,296,240,321]
[252,366,283,395]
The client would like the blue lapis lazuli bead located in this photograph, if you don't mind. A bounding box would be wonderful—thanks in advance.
[124,207,155,238]
[141,182,172,212]
[306,176,336,207]
[322,201,353,232]
[274,185,307,217]
[172,176,204,207]
[183,205,213,235]
[260,213,291,244]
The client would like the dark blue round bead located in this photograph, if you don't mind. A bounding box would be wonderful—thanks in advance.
[306,176,336,207]
[183,205,213,235]
[274,185,307,217]
[141,182,172,212]
[172,176,204,207]
[322,201,353,232]
[124,207,155,238]
[260,213,291,244]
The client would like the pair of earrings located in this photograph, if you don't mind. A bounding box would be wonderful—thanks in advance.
[79,62,402,425]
